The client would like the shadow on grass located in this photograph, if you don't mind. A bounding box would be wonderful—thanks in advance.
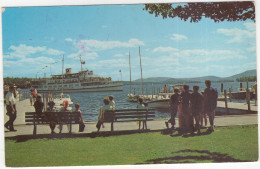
[161,128,213,138]
[138,149,248,164]
[5,129,161,143]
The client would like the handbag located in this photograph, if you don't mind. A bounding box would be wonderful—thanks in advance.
[79,123,85,132]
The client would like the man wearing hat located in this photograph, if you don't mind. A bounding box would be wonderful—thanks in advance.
[4,86,17,131]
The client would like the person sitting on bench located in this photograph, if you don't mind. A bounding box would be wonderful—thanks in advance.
[96,97,112,132]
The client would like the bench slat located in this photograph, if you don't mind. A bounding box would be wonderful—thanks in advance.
[106,109,154,113]
[115,112,155,116]
[115,115,155,119]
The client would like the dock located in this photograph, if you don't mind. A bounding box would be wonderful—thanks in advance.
[4,98,258,138]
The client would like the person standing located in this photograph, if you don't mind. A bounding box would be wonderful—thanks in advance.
[166,87,180,130]
[204,80,218,132]
[190,85,204,134]
[4,86,17,131]
[180,84,192,133]
[200,91,207,128]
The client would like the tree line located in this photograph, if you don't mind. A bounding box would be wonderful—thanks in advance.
[4,77,32,89]
[236,76,257,82]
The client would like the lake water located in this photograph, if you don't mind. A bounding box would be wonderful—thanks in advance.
[63,81,255,122]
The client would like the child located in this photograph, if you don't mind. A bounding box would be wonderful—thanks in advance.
[136,97,145,129]
[34,94,44,123]
[96,97,112,132]
[190,85,204,134]
[136,97,145,109]
[166,87,180,130]
[58,100,72,133]
[46,101,57,134]
[109,95,115,110]
[73,103,85,132]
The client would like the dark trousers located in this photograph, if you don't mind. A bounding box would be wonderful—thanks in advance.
[49,123,56,131]
[5,105,17,130]
[169,109,177,127]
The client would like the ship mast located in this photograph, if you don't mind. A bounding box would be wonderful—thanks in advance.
[61,55,64,94]
[129,51,132,94]
[139,47,144,96]
[79,55,84,72]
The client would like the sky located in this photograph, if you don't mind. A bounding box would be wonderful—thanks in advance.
[2,3,256,81]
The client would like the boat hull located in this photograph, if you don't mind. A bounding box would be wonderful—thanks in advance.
[147,99,169,109]
[228,91,254,100]
[36,84,123,93]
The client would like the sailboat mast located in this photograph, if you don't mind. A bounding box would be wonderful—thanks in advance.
[139,47,144,96]
[61,55,64,94]
[129,51,132,94]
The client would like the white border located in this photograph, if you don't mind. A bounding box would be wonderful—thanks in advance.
[0,0,259,169]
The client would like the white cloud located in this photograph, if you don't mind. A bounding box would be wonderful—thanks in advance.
[73,38,145,52]
[246,46,256,52]
[170,34,188,41]
[243,22,256,31]
[4,56,55,72]
[217,22,255,43]
[44,48,64,55]
[114,54,124,57]
[153,46,179,53]
[65,38,74,42]
[67,51,98,60]
[6,44,64,58]
[97,58,129,68]
[8,44,46,58]
[102,25,108,29]
[152,46,247,64]
[179,49,247,63]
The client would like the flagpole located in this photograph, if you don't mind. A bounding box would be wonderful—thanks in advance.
[139,46,144,96]
[80,55,83,72]
[120,71,122,82]
[61,55,64,94]
[129,51,132,94]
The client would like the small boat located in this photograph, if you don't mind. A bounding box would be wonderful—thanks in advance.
[147,84,183,109]
[228,88,254,100]
[52,93,73,109]
[147,98,170,109]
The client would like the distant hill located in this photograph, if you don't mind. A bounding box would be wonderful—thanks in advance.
[134,77,171,83]
[224,69,257,80]
[133,69,256,83]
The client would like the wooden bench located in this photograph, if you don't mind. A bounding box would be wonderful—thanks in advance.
[25,111,82,135]
[103,108,155,131]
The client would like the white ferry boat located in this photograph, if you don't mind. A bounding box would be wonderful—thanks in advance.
[31,68,123,93]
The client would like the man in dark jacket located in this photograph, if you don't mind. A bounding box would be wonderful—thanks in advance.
[166,87,180,130]
[190,85,203,134]
[181,84,192,133]
[204,80,218,132]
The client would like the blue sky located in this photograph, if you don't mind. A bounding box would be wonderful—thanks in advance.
[2,4,256,81]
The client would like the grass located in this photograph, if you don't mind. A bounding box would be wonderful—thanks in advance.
[5,125,258,167]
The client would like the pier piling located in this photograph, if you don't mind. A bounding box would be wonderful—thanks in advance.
[224,90,229,114]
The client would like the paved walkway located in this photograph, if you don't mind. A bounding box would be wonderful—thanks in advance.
[4,99,258,138]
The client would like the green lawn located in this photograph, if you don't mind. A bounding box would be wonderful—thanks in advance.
[5,125,258,167]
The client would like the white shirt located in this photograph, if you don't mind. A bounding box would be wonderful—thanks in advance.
[137,103,145,109]
[5,91,16,106]
[109,100,115,109]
